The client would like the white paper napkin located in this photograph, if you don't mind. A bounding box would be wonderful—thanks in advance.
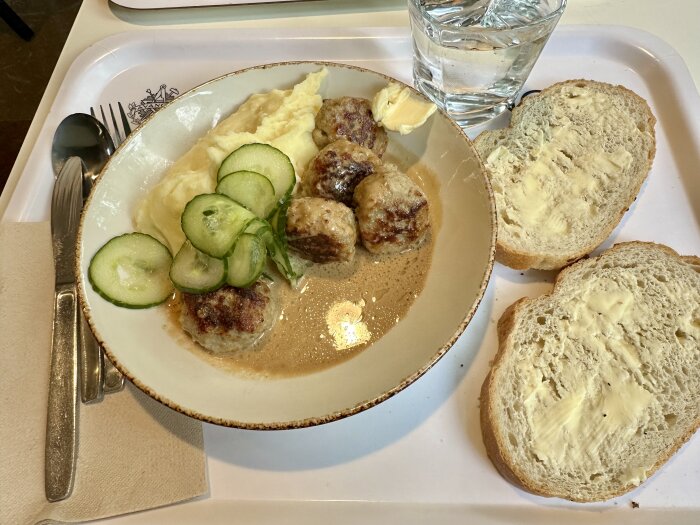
[0,222,208,524]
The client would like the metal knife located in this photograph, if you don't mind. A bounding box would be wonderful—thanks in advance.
[45,156,83,502]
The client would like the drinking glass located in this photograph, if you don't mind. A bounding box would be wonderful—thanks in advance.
[408,0,567,127]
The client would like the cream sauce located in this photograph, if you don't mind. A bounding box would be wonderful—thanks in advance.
[166,147,440,378]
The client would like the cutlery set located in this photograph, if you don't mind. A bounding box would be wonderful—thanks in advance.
[46,156,82,503]
[45,103,130,502]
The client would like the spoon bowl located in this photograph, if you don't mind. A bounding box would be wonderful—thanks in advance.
[52,113,115,195]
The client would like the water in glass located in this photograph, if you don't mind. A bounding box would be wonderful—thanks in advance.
[409,0,566,127]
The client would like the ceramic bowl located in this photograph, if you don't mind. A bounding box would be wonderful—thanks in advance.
[78,62,495,429]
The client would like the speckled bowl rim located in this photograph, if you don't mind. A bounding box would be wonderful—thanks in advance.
[76,60,497,430]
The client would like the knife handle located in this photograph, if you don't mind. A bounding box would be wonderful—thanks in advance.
[103,354,126,393]
[45,283,79,502]
[79,311,104,403]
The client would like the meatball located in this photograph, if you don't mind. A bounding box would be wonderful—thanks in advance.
[353,164,430,255]
[304,139,383,206]
[285,197,358,263]
[180,282,276,354]
[313,97,388,157]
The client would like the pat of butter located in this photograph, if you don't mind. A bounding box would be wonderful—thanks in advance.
[621,465,650,486]
[372,82,437,135]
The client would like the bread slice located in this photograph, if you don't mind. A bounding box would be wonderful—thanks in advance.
[474,80,656,270]
[480,242,700,502]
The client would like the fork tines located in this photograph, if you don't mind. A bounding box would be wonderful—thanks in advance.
[90,103,132,146]
[118,102,132,137]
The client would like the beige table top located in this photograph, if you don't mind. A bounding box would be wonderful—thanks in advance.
[1,0,699,215]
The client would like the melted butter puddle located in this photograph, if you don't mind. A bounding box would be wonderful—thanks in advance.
[165,149,441,379]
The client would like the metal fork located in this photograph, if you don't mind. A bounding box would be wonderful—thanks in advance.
[89,103,131,394]
[91,103,132,148]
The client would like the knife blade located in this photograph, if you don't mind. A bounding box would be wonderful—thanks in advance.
[45,156,83,502]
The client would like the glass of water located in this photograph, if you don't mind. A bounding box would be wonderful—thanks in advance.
[408,0,567,127]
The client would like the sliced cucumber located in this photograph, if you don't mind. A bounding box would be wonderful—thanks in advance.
[170,240,227,294]
[244,201,303,285]
[217,143,295,203]
[265,232,308,286]
[181,193,255,259]
[268,197,290,248]
[242,218,299,284]
[242,213,293,280]
[88,233,173,309]
[226,233,266,288]
[244,218,273,238]
[265,234,293,278]
[216,170,276,219]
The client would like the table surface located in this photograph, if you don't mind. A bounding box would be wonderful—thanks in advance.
[4,1,700,522]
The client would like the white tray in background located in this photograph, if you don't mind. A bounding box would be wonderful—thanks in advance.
[5,26,700,524]
[112,0,319,9]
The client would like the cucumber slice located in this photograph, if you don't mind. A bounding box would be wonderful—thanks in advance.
[266,235,293,279]
[265,231,309,286]
[88,233,173,309]
[217,143,295,203]
[181,193,256,258]
[244,218,273,238]
[216,170,276,219]
[226,233,266,288]
[170,241,227,294]
[268,197,290,248]
[242,218,296,283]
[243,203,303,285]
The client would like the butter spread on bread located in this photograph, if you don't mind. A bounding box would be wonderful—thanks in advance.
[474,80,656,270]
[480,242,700,501]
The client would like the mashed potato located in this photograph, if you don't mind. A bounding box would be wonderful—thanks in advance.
[134,68,328,253]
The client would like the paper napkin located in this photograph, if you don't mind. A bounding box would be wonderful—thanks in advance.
[0,222,208,524]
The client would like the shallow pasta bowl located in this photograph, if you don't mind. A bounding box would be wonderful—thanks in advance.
[77,62,496,429]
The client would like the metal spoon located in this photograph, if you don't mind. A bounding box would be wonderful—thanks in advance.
[52,113,115,199]
[52,113,124,403]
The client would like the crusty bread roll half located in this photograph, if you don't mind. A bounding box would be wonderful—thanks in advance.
[480,242,700,502]
[474,80,656,270]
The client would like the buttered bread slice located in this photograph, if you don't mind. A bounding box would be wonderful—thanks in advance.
[480,242,700,502]
[474,80,656,270]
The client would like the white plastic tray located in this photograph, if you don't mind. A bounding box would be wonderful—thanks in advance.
[6,26,700,524]
[112,0,318,10]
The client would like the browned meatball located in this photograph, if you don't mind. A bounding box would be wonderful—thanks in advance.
[353,164,430,255]
[304,139,383,206]
[313,97,388,157]
[286,197,358,263]
[180,282,276,353]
